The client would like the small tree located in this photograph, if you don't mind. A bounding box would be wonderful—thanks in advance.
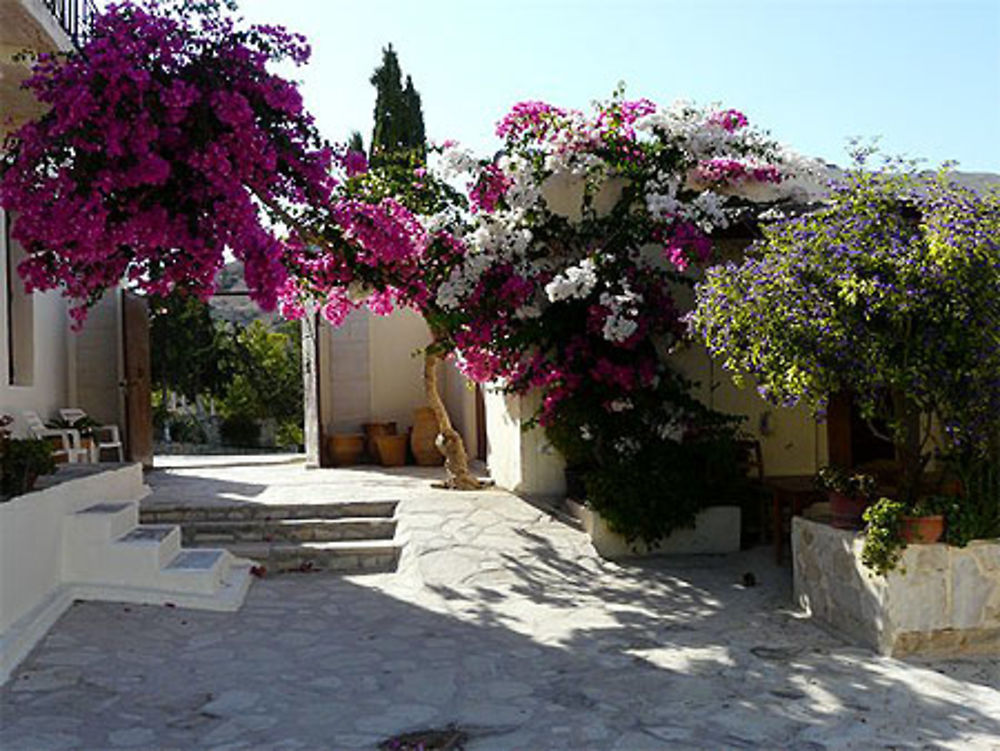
[689,156,1000,505]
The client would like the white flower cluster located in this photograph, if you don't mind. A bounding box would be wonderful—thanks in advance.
[645,170,730,234]
[607,399,633,412]
[498,154,542,211]
[656,419,685,443]
[437,144,477,178]
[544,258,598,302]
[635,101,744,159]
[599,286,642,343]
[613,436,641,457]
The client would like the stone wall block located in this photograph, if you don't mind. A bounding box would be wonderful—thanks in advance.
[951,554,996,629]
[888,570,949,632]
[969,541,1000,572]
[910,544,948,572]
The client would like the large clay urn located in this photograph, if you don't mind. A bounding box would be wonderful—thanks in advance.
[410,407,444,466]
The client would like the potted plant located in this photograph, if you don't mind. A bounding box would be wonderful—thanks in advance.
[861,497,945,576]
[47,415,101,457]
[1,437,58,498]
[816,466,877,529]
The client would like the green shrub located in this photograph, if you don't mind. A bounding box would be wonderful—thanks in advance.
[220,414,259,447]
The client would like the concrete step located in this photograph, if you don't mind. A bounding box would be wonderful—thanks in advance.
[115,525,182,569]
[70,502,139,542]
[71,556,254,613]
[160,549,229,595]
[140,500,399,523]
[179,517,397,544]
[200,539,401,574]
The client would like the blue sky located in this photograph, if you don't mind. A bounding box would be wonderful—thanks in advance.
[240,0,1000,172]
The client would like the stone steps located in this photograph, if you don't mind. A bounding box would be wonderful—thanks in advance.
[140,500,398,523]
[177,517,397,544]
[209,540,401,574]
[139,501,402,575]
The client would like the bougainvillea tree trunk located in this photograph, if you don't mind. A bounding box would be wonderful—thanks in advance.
[423,342,482,490]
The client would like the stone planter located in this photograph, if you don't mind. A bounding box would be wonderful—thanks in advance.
[792,517,1000,657]
[566,501,741,559]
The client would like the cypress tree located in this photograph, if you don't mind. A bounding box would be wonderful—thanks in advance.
[369,44,425,166]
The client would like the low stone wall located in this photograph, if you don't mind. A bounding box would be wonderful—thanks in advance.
[567,502,741,559]
[792,517,999,657]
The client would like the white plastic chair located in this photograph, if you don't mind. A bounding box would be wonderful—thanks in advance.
[59,408,125,462]
[22,410,89,464]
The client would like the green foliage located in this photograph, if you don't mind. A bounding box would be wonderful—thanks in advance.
[220,413,260,447]
[47,415,101,439]
[220,320,303,427]
[815,466,877,499]
[691,156,1000,504]
[1,431,57,498]
[369,44,425,167]
[276,420,304,450]
[861,497,909,576]
[545,367,753,546]
[165,413,207,444]
[938,445,1000,546]
[150,294,233,401]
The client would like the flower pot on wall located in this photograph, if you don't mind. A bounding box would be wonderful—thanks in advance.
[829,491,870,530]
[900,514,944,544]
[328,434,364,467]
[410,408,444,466]
[363,421,397,463]
[375,434,408,467]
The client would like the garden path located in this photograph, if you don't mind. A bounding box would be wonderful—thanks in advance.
[2,457,998,749]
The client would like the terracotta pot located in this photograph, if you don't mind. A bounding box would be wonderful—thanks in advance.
[328,434,364,467]
[375,434,408,467]
[900,514,944,544]
[829,491,869,530]
[362,421,397,463]
[410,407,444,466]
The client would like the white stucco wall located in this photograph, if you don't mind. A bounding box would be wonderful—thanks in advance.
[672,341,827,477]
[73,291,124,428]
[485,389,566,498]
[0,213,71,430]
[368,309,429,430]
[321,308,478,457]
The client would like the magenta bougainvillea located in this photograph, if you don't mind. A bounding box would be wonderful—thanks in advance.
[433,94,817,425]
[0,0,333,326]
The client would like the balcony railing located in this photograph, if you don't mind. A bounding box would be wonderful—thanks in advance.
[43,0,99,49]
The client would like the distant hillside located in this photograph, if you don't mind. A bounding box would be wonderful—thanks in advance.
[210,261,281,328]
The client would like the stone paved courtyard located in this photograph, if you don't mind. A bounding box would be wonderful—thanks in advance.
[1,457,998,749]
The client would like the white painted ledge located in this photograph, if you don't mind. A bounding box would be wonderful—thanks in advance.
[567,502,742,559]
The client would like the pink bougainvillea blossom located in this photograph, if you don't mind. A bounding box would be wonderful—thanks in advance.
[0,0,332,325]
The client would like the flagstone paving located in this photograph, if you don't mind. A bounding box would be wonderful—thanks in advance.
[2,458,998,749]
